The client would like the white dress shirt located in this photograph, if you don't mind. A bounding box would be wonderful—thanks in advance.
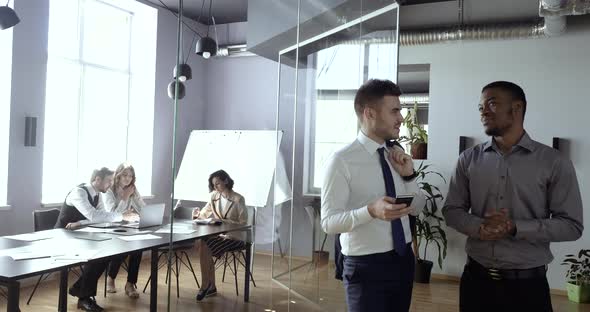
[321,132,425,256]
[65,183,123,225]
[102,188,146,214]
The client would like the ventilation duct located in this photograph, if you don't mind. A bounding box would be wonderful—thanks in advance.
[215,44,256,57]
[400,93,429,105]
[221,1,590,56]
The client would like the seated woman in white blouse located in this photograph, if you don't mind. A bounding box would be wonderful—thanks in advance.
[190,170,248,301]
[103,163,145,299]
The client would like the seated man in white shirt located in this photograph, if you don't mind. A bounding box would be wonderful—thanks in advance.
[321,79,425,312]
[54,167,138,312]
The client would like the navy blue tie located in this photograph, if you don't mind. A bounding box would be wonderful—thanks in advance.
[377,147,407,256]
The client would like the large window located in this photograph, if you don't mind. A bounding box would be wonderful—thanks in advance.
[43,0,157,203]
[0,9,14,206]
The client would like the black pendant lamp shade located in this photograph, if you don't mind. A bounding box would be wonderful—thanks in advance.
[0,5,20,30]
[174,63,192,82]
[167,79,185,100]
[195,36,217,59]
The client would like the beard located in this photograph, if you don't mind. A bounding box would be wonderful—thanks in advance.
[484,108,513,137]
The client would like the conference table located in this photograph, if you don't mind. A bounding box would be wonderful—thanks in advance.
[0,221,252,312]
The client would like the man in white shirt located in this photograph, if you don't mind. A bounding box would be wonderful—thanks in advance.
[54,167,137,312]
[321,79,425,312]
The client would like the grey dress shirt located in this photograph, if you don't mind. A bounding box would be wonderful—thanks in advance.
[442,132,583,269]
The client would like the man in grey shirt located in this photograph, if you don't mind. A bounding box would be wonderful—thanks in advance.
[442,81,583,312]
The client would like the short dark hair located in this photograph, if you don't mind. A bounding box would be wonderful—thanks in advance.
[91,167,114,182]
[208,169,234,192]
[354,79,402,117]
[482,81,527,118]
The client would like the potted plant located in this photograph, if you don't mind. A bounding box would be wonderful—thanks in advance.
[561,249,590,303]
[413,162,447,283]
[400,102,428,159]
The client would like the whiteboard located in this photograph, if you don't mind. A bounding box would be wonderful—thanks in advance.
[174,130,290,207]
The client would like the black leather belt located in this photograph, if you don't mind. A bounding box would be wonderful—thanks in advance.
[466,257,546,281]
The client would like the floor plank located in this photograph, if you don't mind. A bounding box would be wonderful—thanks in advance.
[1,252,588,311]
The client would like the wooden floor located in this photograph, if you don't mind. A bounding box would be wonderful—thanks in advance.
[1,251,588,311]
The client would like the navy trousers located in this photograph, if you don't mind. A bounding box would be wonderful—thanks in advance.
[343,245,415,312]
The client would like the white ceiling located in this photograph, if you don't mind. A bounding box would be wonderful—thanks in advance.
[149,0,542,26]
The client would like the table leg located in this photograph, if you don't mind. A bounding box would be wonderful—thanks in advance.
[150,248,158,312]
[6,280,19,312]
[58,269,68,312]
[244,236,252,302]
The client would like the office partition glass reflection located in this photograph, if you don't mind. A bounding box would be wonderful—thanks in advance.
[273,1,399,309]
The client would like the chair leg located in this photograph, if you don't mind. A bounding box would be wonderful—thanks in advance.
[241,251,257,287]
[103,267,108,298]
[181,251,200,289]
[143,251,167,293]
[175,252,180,298]
[222,253,229,282]
[232,253,239,296]
[26,274,45,305]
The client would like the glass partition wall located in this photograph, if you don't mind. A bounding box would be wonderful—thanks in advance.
[273,1,400,309]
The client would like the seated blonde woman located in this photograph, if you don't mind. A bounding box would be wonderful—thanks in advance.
[192,169,247,301]
[103,163,145,299]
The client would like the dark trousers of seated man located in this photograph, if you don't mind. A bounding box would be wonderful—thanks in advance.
[343,244,415,312]
[70,260,109,299]
[460,258,552,312]
[108,252,142,284]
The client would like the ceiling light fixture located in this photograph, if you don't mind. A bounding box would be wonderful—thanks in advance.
[0,0,20,30]
[195,0,218,59]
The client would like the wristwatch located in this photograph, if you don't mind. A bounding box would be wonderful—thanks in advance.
[402,170,418,181]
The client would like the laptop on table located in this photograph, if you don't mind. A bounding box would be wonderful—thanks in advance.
[120,203,166,229]
[88,203,166,229]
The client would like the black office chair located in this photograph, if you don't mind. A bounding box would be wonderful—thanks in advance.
[142,205,200,297]
[26,208,62,305]
[213,206,257,296]
[214,241,256,296]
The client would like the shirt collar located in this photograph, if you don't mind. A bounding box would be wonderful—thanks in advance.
[84,183,98,198]
[357,131,385,155]
[483,131,535,153]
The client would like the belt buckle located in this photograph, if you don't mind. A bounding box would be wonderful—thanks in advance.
[487,268,502,280]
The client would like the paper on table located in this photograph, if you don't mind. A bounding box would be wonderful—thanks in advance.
[4,231,55,242]
[118,234,162,241]
[53,249,101,262]
[74,227,107,233]
[10,251,58,261]
[0,246,65,261]
[155,227,196,234]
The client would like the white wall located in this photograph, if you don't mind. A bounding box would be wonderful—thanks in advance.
[399,18,590,290]
[0,0,207,235]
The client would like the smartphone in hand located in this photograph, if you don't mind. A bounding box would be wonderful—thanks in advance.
[394,195,414,206]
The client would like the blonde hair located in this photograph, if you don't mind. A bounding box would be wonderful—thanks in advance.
[111,163,138,199]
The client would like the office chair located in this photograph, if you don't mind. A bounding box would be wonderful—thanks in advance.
[142,205,200,298]
[27,208,64,305]
[213,206,257,296]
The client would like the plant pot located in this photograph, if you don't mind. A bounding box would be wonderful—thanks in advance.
[411,143,428,159]
[415,259,433,283]
[312,251,329,267]
[566,282,590,303]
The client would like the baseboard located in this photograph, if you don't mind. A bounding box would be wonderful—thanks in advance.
[430,273,460,282]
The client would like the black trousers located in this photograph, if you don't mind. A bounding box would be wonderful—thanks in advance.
[343,245,414,312]
[460,262,553,312]
[70,260,109,299]
[108,251,142,284]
